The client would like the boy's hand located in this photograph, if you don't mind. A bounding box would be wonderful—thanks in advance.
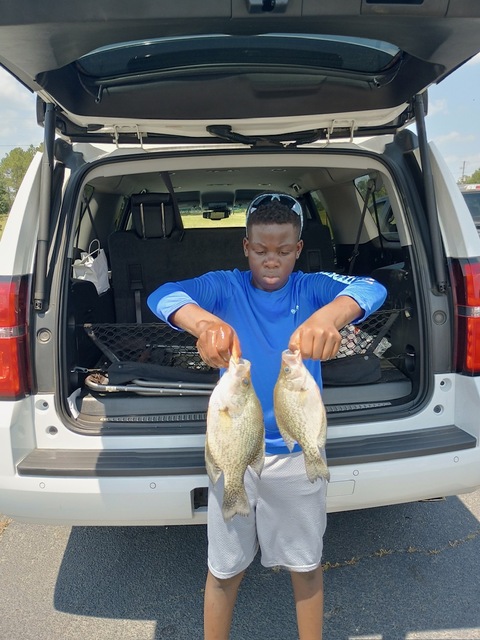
[289,315,342,361]
[289,296,362,361]
[170,304,241,368]
[196,320,241,369]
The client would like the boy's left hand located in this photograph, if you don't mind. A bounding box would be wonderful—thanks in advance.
[288,296,362,360]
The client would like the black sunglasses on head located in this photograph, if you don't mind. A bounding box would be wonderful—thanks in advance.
[245,193,303,238]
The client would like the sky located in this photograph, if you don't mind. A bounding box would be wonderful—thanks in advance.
[0,54,479,182]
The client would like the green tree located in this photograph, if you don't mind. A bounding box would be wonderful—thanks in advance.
[0,144,43,211]
[464,168,480,184]
[0,177,10,215]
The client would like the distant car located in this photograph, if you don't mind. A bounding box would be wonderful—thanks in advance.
[460,184,480,230]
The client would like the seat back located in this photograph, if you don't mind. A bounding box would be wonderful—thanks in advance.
[108,193,184,323]
[297,219,336,273]
[109,194,247,323]
[130,192,184,239]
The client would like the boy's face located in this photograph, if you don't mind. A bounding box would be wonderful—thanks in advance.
[243,223,303,292]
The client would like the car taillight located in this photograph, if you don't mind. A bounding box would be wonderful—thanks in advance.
[0,275,31,399]
[450,258,480,375]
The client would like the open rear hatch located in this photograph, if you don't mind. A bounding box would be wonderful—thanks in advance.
[0,1,479,143]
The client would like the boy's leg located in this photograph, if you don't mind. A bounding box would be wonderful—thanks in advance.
[290,565,324,640]
[255,452,327,639]
[205,471,260,639]
[204,569,245,640]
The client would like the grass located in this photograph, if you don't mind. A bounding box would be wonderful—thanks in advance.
[181,210,246,229]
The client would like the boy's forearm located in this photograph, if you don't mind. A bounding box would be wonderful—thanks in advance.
[170,303,222,338]
[311,295,363,329]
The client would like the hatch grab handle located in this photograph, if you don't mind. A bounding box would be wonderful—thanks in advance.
[413,93,447,294]
[247,0,288,13]
[33,102,56,311]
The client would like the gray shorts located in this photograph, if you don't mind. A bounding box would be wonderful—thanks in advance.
[207,451,327,579]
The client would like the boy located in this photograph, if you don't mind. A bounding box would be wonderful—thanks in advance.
[148,193,387,640]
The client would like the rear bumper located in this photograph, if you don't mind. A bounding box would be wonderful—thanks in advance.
[16,425,474,476]
[1,440,480,525]
[0,472,209,526]
[326,446,480,513]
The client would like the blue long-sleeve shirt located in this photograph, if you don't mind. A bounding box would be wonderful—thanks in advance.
[148,270,386,454]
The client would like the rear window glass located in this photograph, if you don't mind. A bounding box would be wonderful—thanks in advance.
[77,34,400,78]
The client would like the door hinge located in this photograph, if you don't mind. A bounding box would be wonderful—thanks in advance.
[327,120,357,143]
[111,125,145,149]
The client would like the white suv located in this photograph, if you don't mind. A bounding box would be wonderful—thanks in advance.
[1,1,480,525]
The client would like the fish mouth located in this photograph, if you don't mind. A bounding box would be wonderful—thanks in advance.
[282,348,301,363]
[281,349,303,373]
[230,356,251,376]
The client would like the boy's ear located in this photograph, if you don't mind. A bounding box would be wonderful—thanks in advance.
[296,239,304,259]
[243,237,249,257]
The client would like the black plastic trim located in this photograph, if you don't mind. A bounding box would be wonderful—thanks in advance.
[18,447,206,477]
[17,426,476,477]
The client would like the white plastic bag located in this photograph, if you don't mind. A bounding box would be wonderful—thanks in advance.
[72,239,110,295]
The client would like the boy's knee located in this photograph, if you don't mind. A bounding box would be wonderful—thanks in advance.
[208,569,245,591]
[291,565,323,583]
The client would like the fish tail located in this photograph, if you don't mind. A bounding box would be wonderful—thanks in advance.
[304,450,330,483]
[222,479,250,521]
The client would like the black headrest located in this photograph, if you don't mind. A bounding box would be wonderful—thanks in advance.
[130,193,183,239]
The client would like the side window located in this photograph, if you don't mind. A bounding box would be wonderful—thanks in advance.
[310,190,334,234]
[309,189,337,269]
[114,196,129,231]
[355,175,399,242]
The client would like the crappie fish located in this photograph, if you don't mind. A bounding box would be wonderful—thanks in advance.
[274,349,330,483]
[206,355,265,521]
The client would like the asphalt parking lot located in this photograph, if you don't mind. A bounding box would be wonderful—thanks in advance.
[1,489,480,640]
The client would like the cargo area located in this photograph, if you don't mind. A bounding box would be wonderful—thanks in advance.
[51,143,431,438]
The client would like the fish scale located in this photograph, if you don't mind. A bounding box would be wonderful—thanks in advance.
[274,349,330,483]
[205,356,265,521]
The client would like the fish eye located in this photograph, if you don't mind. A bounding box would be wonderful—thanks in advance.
[242,377,250,386]
[284,366,291,374]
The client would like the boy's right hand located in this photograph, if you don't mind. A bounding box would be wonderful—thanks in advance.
[196,320,241,368]
[169,304,241,369]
